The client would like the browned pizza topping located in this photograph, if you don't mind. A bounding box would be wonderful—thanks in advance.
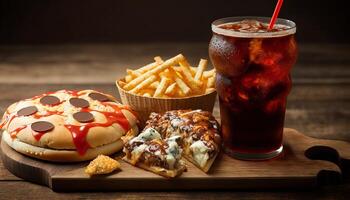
[40,95,60,106]
[204,140,216,150]
[17,106,38,116]
[125,141,143,154]
[31,121,54,132]
[140,152,169,169]
[69,98,89,108]
[89,92,111,102]
[147,140,168,153]
[191,131,204,141]
[192,112,209,123]
[145,110,220,148]
[179,125,192,134]
[73,111,94,123]
[145,112,168,134]
[124,109,220,175]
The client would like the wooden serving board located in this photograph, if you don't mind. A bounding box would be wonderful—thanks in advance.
[1,128,350,192]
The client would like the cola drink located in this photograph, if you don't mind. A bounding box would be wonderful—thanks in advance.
[209,17,297,160]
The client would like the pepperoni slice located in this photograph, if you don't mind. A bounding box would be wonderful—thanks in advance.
[69,98,89,108]
[88,92,111,102]
[17,106,38,116]
[31,121,54,132]
[73,111,94,123]
[40,96,60,106]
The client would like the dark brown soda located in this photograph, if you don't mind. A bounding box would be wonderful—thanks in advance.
[209,20,297,155]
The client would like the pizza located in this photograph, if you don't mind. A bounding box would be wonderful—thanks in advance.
[123,109,221,177]
[123,127,187,178]
[0,89,139,162]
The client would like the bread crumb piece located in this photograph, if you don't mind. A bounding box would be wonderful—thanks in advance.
[85,155,121,176]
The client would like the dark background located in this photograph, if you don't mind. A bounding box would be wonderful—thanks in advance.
[0,0,349,44]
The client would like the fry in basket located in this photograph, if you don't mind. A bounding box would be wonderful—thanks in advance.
[124,54,185,91]
[127,69,142,78]
[149,81,160,89]
[118,54,217,98]
[195,59,208,81]
[203,69,215,78]
[178,59,202,90]
[130,75,157,93]
[154,77,170,97]
[207,76,215,88]
[205,88,216,94]
[165,82,177,96]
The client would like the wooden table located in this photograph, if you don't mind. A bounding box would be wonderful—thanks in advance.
[0,43,349,199]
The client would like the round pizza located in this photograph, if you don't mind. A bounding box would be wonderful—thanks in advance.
[0,89,139,162]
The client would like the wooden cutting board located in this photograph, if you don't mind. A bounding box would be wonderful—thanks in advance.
[1,128,349,192]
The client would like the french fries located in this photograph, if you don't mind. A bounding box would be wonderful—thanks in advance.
[117,54,216,98]
[165,82,177,96]
[195,59,207,81]
[203,69,215,78]
[154,77,170,97]
[130,75,157,93]
[149,81,160,89]
[127,69,141,77]
[175,76,191,95]
[123,54,184,91]
[207,76,215,88]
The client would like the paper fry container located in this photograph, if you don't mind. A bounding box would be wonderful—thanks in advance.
[116,80,217,125]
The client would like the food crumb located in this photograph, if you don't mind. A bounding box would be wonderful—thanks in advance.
[85,155,121,176]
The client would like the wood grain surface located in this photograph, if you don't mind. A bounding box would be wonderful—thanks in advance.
[2,128,348,191]
[0,43,349,199]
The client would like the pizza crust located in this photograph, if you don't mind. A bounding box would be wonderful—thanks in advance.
[2,130,124,162]
[123,157,186,178]
[184,153,218,173]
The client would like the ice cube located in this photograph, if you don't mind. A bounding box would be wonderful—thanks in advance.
[238,20,267,32]
[241,72,275,101]
[249,39,263,63]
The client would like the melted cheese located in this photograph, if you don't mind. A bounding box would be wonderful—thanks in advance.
[15,101,36,112]
[53,91,71,100]
[138,128,161,141]
[89,101,115,112]
[165,138,182,169]
[131,144,147,162]
[154,150,162,156]
[190,140,210,168]
[130,127,161,144]
[166,135,181,143]
[128,128,167,165]
[170,118,182,128]
[165,154,176,169]
[167,141,180,157]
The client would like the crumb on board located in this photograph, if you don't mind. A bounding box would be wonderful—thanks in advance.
[85,155,121,176]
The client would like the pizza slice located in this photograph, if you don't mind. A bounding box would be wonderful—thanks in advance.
[145,109,221,173]
[123,127,187,178]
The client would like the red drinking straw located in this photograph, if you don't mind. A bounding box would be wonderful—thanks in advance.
[268,0,284,30]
